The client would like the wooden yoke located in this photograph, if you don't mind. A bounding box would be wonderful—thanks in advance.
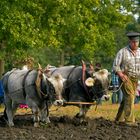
[35,63,43,99]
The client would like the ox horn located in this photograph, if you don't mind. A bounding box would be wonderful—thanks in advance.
[90,61,94,71]
[81,60,85,65]
[38,63,42,70]
[81,60,86,71]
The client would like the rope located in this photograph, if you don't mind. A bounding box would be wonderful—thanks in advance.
[111,82,124,93]
[39,88,48,97]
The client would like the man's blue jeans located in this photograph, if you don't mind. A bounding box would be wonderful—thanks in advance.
[112,89,123,104]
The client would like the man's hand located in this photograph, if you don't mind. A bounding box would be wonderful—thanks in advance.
[117,71,128,82]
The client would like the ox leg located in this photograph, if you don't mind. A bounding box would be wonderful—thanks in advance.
[26,98,40,127]
[4,97,14,127]
[32,107,40,127]
[12,102,19,117]
[76,105,88,123]
[40,104,50,125]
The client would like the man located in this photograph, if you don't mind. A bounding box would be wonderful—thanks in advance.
[113,31,140,126]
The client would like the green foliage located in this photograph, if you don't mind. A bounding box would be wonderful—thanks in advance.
[0,0,138,71]
[126,22,140,32]
[0,0,45,47]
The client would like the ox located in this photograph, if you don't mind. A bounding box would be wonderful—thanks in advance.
[1,65,64,127]
[45,62,110,122]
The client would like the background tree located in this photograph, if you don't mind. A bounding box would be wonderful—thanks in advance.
[0,0,138,77]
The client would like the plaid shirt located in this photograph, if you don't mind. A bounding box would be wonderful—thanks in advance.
[111,72,119,87]
[113,45,140,78]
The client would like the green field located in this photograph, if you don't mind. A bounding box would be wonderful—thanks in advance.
[0,101,140,123]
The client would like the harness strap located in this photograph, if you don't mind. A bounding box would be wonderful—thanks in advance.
[50,68,57,75]
[67,66,77,80]
[82,62,91,100]
[22,70,33,98]
[35,69,43,99]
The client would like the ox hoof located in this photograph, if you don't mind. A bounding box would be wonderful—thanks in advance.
[75,114,80,118]
[8,122,14,127]
[34,122,40,127]
[75,113,84,118]
[40,121,50,126]
[45,117,51,124]
[41,117,51,124]
[45,120,51,124]
[40,119,51,126]
[80,119,88,125]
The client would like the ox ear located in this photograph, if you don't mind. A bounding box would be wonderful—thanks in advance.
[108,72,111,75]
[85,77,95,87]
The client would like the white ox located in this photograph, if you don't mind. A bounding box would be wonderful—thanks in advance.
[1,65,65,127]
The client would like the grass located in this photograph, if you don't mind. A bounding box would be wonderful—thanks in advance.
[50,100,140,123]
[0,101,140,122]
[49,100,140,123]
[88,101,140,121]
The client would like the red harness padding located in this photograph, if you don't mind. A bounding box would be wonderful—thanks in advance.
[81,60,90,99]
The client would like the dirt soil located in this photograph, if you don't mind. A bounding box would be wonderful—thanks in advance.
[0,106,140,140]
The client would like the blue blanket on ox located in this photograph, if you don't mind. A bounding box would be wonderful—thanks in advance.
[0,80,4,103]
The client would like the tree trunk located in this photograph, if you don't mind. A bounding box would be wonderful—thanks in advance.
[0,40,6,78]
[0,59,4,78]
[60,50,65,66]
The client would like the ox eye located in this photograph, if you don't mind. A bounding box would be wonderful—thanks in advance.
[94,80,100,85]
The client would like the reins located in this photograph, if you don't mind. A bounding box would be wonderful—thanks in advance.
[111,82,124,92]
[95,79,124,94]
[38,88,48,97]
